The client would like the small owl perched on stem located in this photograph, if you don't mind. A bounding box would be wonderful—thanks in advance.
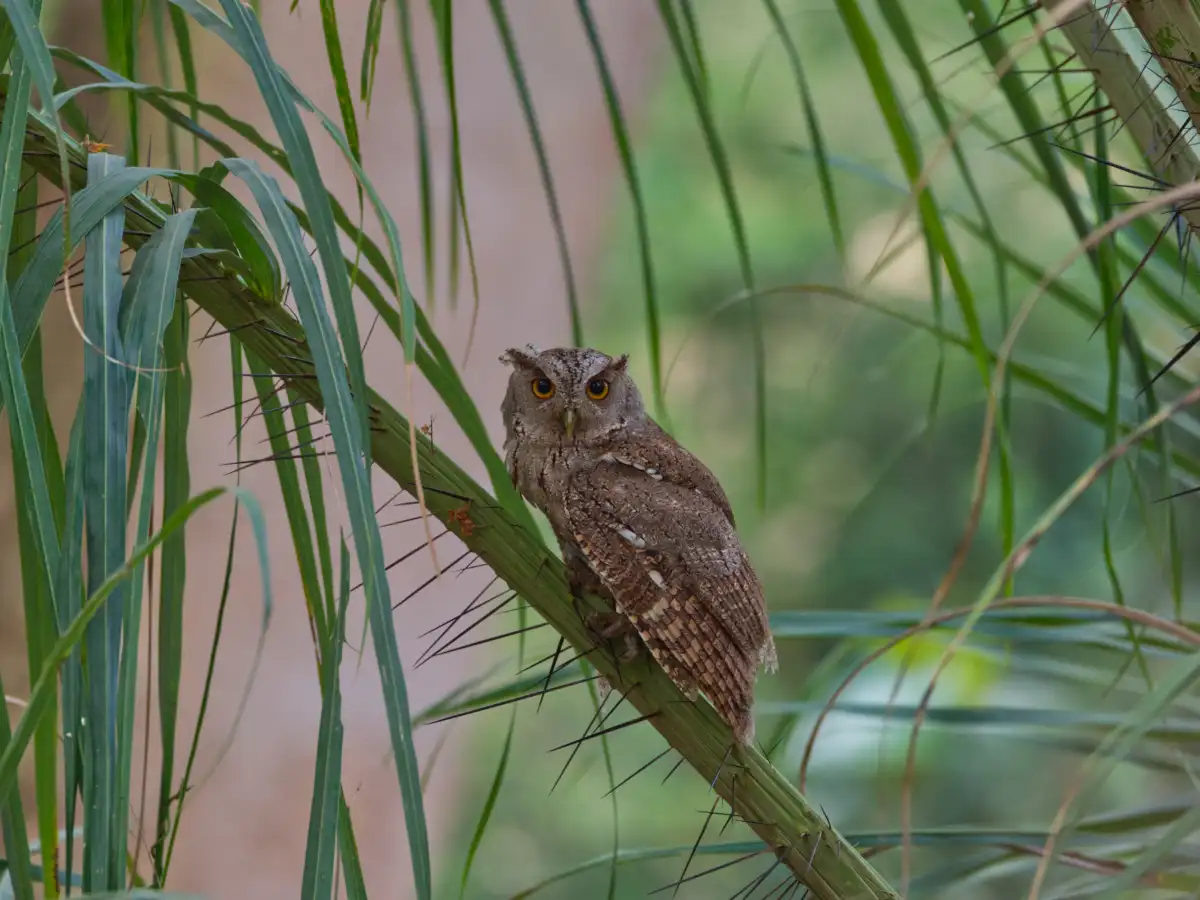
[501,346,777,743]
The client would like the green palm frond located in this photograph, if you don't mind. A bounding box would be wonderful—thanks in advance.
[2,1,1200,899]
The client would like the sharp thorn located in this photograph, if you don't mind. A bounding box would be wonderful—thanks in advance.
[420,622,549,662]
[550,692,611,794]
[392,550,474,611]
[648,849,768,896]
[428,674,600,725]
[547,712,658,753]
[603,748,672,798]
[673,796,722,899]
[538,637,567,713]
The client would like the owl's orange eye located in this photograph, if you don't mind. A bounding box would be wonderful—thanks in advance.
[586,378,610,400]
[531,377,556,399]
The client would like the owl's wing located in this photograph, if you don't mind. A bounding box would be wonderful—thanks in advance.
[603,420,737,526]
[564,456,776,742]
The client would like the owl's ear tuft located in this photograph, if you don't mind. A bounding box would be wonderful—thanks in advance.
[500,346,540,369]
[609,353,630,374]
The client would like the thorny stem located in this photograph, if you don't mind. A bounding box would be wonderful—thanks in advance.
[1047,0,1200,234]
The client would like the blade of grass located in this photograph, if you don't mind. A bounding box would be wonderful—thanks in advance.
[187,0,371,451]
[158,436,235,882]
[152,288,191,887]
[149,0,182,169]
[336,793,368,900]
[222,156,431,899]
[80,151,134,892]
[655,0,766,508]
[289,396,336,627]
[315,0,360,175]
[250,353,355,900]
[55,408,85,895]
[314,0,367,337]
[0,666,33,900]
[37,58,519,514]
[458,705,516,898]
[9,165,173,365]
[300,541,350,900]
[114,209,196,889]
[101,0,139,161]
[359,0,385,108]
[165,1,200,168]
[1090,98,1151,687]
[0,16,62,646]
[0,0,74,270]
[576,0,665,420]
[676,0,708,95]
[0,40,57,899]
[832,0,1000,440]
[874,0,1013,534]
[11,151,62,900]
[254,369,329,642]
[394,0,435,308]
[0,486,273,811]
[956,1,1088,227]
[428,0,480,320]
[487,0,582,346]
[761,0,845,263]
[20,367,61,900]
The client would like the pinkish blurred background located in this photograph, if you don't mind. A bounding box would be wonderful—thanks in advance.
[1,3,661,897]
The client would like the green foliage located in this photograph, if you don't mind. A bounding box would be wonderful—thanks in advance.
[1,1,1200,899]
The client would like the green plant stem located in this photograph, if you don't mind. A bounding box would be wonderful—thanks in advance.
[1046,0,1200,229]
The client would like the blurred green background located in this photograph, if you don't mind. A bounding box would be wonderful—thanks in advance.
[437,3,1200,897]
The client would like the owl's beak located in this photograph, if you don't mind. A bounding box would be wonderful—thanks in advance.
[562,408,577,441]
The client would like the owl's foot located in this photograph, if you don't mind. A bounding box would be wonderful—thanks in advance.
[585,610,631,640]
[595,639,640,703]
[566,551,606,602]
[614,628,641,664]
[584,611,643,689]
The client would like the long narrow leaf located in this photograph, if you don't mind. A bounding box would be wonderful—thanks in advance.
[114,208,196,885]
[300,542,350,900]
[80,151,133,892]
[222,157,431,899]
[153,285,192,885]
[488,0,582,346]
[0,486,273,810]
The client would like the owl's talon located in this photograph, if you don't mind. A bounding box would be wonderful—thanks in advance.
[615,630,641,664]
[570,591,588,630]
[585,610,631,640]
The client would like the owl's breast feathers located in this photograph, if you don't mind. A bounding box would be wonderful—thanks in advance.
[562,421,777,743]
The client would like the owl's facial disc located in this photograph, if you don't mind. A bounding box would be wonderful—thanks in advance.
[501,346,644,445]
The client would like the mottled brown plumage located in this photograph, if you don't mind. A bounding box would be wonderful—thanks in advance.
[500,345,776,743]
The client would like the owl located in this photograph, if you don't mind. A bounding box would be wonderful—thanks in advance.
[500,345,777,744]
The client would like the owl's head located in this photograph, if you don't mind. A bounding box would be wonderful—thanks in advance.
[500,345,645,444]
